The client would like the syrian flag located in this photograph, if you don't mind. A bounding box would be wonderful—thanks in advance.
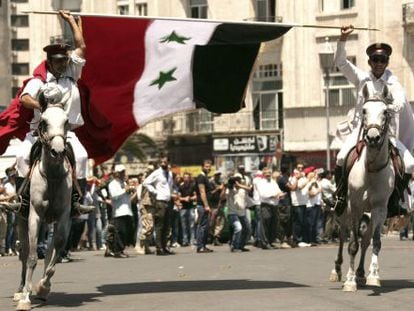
[75,16,292,163]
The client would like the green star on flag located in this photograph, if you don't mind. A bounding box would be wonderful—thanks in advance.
[160,31,191,44]
[150,68,177,89]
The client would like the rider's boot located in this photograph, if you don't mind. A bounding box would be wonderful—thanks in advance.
[71,178,95,215]
[333,165,347,217]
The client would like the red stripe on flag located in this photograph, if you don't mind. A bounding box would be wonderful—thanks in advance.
[77,17,151,164]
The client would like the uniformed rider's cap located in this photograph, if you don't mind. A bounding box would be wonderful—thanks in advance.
[366,43,392,58]
[43,43,70,59]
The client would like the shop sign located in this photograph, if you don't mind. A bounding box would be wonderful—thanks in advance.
[213,135,279,154]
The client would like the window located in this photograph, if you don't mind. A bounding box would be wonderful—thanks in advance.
[189,0,207,19]
[253,92,283,130]
[253,64,282,79]
[252,62,283,130]
[11,87,20,98]
[341,0,355,9]
[255,0,275,22]
[12,63,29,75]
[135,2,148,16]
[186,109,213,132]
[118,4,129,15]
[11,39,29,51]
[11,15,29,27]
[326,56,356,107]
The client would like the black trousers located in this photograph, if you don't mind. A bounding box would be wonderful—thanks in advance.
[260,203,278,246]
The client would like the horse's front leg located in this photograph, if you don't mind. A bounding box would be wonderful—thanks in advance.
[13,218,29,303]
[366,209,386,287]
[343,224,360,292]
[356,213,372,286]
[16,210,40,311]
[330,215,346,282]
[36,214,71,301]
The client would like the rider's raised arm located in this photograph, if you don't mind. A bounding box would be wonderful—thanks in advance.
[334,25,367,88]
[59,10,85,59]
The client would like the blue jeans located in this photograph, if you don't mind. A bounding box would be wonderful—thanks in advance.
[196,205,209,250]
[293,205,306,244]
[254,205,262,243]
[180,208,195,245]
[228,214,252,249]
[305,205,318,243]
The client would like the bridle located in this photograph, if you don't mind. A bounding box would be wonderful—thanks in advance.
[37,103,68,158]
[362,96,391,149]
[361,96,392,172]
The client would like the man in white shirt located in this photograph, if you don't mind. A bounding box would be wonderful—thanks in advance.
[1,11,93,215]
[290,164,310,247]
[257,167,285,249]
[333,25,414,215]
[108,164,134,258]
[142,156,174,256]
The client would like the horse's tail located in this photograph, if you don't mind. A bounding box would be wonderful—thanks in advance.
[358,213,371,237]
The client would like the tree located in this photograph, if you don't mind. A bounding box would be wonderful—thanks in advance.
[119,132,158,162]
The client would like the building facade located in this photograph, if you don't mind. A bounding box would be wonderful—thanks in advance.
[2,0,414,174]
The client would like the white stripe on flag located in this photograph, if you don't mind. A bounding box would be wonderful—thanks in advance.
[133,20,219,126]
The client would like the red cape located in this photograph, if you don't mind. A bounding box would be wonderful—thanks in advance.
[0,61,112,164]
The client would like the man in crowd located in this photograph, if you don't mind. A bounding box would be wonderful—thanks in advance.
[277,165,295,248]
[142,156,174,256]
[209,171,225,246]
[178,172,197,247]
[195,160,214,253]
[107,164,134,258]
[223,172,252,252]
[257,167,285,249]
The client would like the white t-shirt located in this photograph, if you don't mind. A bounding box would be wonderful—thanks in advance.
[108,178,133,218]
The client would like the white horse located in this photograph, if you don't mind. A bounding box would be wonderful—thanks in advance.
[15,86,73,310]
[329,83,395,292]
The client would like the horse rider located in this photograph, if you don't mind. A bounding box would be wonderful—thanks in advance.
[0,10,94,214]
[333,25,414,214]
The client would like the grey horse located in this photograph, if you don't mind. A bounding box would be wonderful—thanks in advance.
[330,82,395,292]
[15,86,73,310]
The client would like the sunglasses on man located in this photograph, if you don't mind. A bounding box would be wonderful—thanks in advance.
[370,56,389,64]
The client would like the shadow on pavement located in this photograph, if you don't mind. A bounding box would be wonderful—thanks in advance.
[31,279,308,308]
[329,279,414,295]
[367,279,414,296]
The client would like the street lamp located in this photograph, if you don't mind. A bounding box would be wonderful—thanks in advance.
[319,37,335,171]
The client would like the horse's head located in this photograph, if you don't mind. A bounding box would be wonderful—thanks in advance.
[37,86,69,160]
[361,83,391,148]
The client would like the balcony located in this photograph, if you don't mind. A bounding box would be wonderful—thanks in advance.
[140,110,272,140]
[403,2,414,33]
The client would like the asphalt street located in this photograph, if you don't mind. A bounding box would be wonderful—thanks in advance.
[1,234,414,311]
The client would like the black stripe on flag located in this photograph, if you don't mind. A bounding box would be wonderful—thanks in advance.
[193,23,291,113]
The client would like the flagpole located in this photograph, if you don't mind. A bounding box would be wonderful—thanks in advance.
[21,10,379,31]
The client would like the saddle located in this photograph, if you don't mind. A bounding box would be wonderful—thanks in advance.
[342,140,405,216]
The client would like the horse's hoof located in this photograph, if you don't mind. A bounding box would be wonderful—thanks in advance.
[16,300,31,311]
[329,270,341,282]
[35,282,50,301]
[13,292,24,303]
[356,276,366,286]
[342,281,357,292]
[366,276,381,287]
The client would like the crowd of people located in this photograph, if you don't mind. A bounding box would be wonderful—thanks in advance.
[1,154,414,261]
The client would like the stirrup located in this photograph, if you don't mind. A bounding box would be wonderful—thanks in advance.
[334,197,347,217]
